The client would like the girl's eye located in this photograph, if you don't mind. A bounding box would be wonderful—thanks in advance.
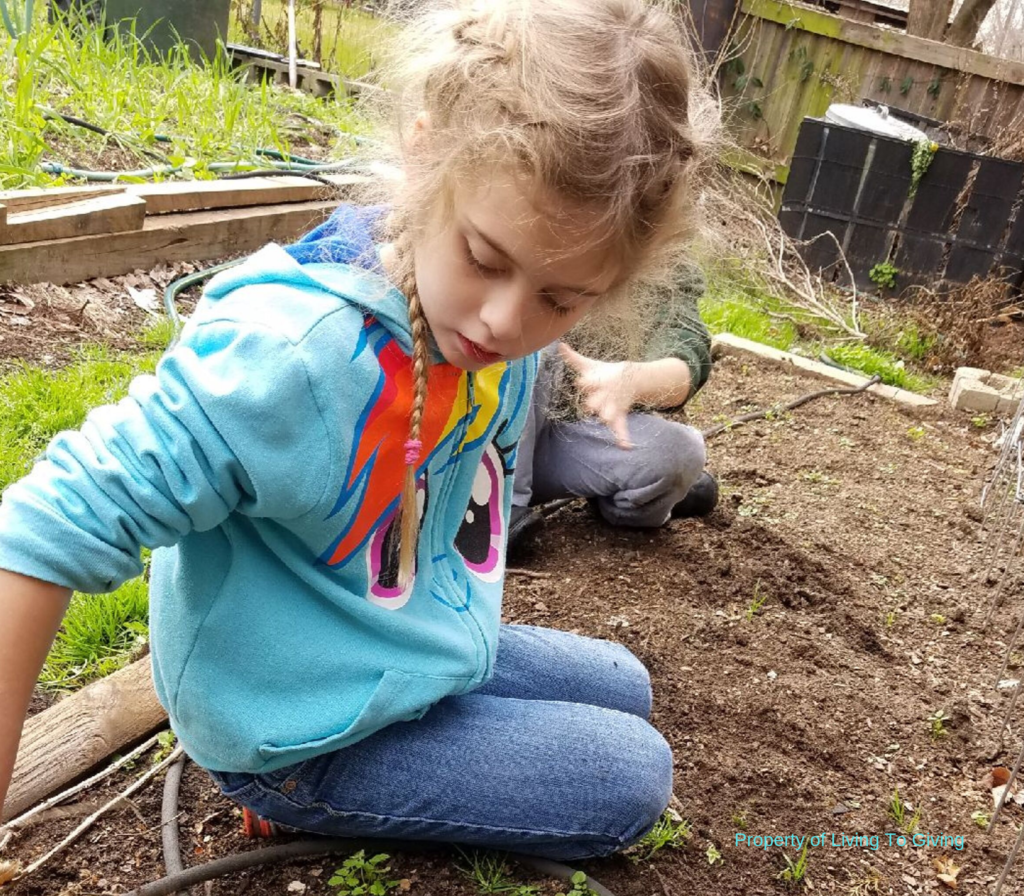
[540,291,573,317]
[465,241,502,276]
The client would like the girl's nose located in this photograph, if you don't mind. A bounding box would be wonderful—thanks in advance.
[479,281,527,345]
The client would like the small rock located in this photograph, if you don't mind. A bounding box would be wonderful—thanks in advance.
[534,601,549,612]
[767,670,778,681]
[910,653,923,665]
[831,803,850,815]
[287,882,307,894]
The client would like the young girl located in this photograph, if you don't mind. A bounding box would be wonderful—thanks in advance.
[0,0,707,862]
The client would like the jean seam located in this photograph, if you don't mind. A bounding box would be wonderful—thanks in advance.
[256,785,627,845]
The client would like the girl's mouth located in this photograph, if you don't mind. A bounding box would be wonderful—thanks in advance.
[458,333,503,365]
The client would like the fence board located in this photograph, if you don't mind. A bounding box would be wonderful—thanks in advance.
[730,0,1024,179]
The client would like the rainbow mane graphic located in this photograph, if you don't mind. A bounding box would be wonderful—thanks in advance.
[320,318,505,569]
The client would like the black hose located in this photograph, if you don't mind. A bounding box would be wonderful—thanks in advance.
[147,753,618,896]
[215,168,337,186]
[130,839,615,896]
[38,108,169,162]
[159,753,188,896]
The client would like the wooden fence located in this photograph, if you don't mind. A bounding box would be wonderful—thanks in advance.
[726,0,1024,184]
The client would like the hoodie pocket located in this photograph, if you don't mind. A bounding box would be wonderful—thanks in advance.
[257,668,468,765]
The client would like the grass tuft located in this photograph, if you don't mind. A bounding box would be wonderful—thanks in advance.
[39,575,150,692]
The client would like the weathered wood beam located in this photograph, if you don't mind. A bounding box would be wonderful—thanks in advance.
[0,185,127,215]
[128,172,367,215]
[0,199,339,285]
[0,194,146,247]
[3,658,167,822]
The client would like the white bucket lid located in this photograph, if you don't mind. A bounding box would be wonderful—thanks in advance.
[824,104,930,143]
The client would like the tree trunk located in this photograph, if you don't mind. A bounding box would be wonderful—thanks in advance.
[906,0,954,41]
[947,0,1000,47]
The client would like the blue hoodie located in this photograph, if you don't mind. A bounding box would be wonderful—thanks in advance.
[0,206,537,773]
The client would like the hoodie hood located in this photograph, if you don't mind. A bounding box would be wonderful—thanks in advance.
[204,243,418,357]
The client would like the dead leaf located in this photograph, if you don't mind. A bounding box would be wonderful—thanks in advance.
[398,880,412,892]
[0,860,21,887]
[982,767,1024,809]
[127,285,160,316]
[932,856,961,889]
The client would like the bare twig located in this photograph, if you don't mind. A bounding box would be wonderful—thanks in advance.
[0,730,165,852]
[506,568,553,580]
[701,376,882,441]
[14,745,184,881]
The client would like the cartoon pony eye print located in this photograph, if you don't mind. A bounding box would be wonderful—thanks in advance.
[455,442,507,584]
[365,478,428,610]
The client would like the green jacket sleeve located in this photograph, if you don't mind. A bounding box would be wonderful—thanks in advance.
[643,265,713,406]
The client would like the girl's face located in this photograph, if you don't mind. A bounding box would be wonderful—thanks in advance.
[411,173,619,370]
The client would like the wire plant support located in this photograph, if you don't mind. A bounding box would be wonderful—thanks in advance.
[978,379,1024,896]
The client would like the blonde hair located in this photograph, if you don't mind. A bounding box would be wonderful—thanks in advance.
[370,0,712,584]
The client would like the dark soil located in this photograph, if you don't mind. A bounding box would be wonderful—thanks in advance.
[3,274,1024,896]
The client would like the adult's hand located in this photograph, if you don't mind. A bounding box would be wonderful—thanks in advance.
[558,343,635,449]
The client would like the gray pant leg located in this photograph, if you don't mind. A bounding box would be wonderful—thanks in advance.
[531,413,706,528]
[512,346,558,508]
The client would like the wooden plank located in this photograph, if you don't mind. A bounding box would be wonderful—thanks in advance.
[4,658,167,822]
[0,199,339,285]
[743,0,1024,87]
[128,173,367,215]
[0,184,126,215]
[0,194,146,247]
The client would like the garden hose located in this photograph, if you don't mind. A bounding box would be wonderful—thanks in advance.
[159,755,187,896]
[32,107,366,180]
[163,260,243,334]
[39,160,196,181]
[36,106,170,162]
[150,750,617,896]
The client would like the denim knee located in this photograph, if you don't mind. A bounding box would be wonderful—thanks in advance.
[567,715,674,860]
[606,640,653,720]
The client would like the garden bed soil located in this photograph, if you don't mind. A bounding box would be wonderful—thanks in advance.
[3,274,1024,896]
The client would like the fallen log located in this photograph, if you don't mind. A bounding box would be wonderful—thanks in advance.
[3,657,167,822]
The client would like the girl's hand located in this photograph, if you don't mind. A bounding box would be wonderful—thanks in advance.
[558,343,634,449]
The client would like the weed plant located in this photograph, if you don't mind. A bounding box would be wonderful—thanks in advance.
[628,811,692,862]
[0,13,365,188]
[778,844,810,887]
[888,788,921,833]
[329,850,403,896]
[455,849,539,895]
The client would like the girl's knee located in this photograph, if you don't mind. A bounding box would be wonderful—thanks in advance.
[582,718,673,857]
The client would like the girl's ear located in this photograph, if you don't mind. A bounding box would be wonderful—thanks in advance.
[408,112,431,152]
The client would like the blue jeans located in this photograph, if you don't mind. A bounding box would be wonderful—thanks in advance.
[208,624,673,861]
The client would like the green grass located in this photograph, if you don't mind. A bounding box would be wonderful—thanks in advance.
[38,574,150,692]
[1,338,166,692]
[0,344,164,493]
[455,849,540,895]
[0,12,366,188]
[230,0,393,79]
[823,343,935,393]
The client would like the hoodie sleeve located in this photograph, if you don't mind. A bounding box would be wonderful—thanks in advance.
[0,318,333,594]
